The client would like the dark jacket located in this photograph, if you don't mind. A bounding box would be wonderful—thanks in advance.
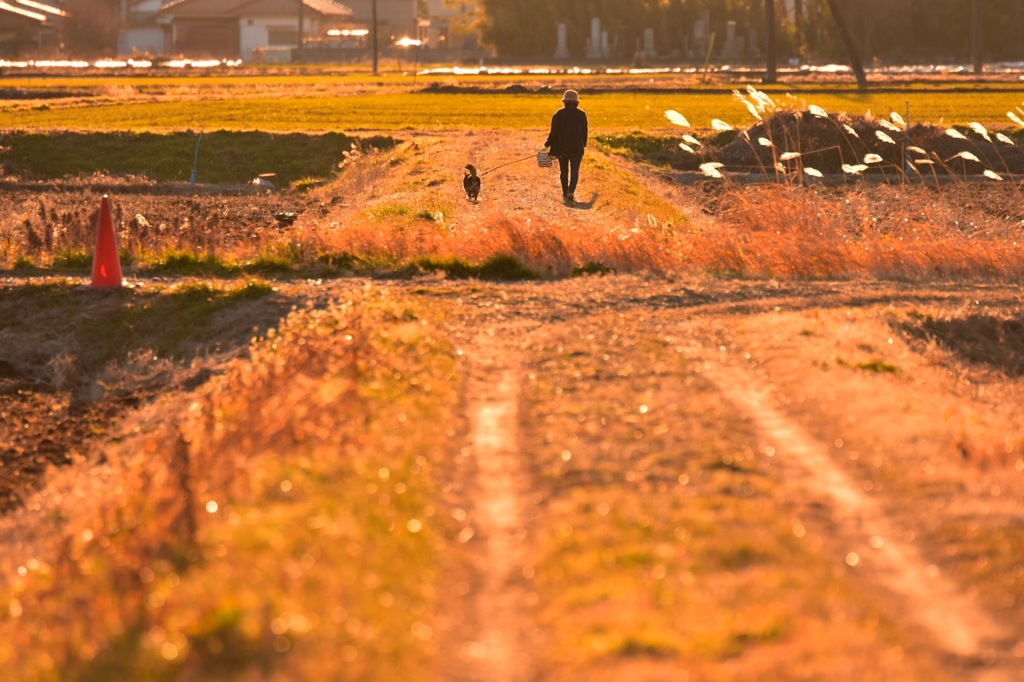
[545,104,588,158]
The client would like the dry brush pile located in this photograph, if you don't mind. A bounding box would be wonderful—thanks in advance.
[666,86,1024,181]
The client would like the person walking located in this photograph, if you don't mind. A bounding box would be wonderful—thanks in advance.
[544,89,588,203]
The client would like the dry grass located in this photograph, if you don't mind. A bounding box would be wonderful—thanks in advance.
[0,188,310,272]
[162,147,1024,284]
[290,141,693,278]
[2,130,1022,284]
[687,183,1024,281]
[0,290,463,680]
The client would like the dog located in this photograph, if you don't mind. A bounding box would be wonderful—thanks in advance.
[463,164,481,201]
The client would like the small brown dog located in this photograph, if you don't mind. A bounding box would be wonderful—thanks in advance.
[463,164,481,201]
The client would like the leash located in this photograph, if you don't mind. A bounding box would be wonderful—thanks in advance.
[479,153,539,177]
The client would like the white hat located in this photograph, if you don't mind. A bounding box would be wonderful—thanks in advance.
[562,89,580,103]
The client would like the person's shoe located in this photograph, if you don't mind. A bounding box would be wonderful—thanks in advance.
[566,193,575,203]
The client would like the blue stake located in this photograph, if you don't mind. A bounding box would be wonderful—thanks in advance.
[191,132,203,183]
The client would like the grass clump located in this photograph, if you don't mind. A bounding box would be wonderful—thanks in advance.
[369,200,452,226]
[51,248,92,270]
[148,249,239,277]
[228,280,276,300]
[571,261,617,277]
[400,254,540,281]
[243,254,294,275]
[852,359,899,374]
[315,251,368,272]
[596,132,696,169]
[292,176,326,192]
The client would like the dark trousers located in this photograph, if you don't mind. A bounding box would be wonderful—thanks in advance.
[557,154,583,197]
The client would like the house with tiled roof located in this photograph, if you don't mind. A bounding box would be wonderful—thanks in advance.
[155,0,352,62]
[118,0,483,64]
[0,0,64,56]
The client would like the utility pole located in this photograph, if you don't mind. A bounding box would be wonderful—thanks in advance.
[793,0,804,57]
[297,0,304,59]
[372,0,379,75]
[764,0,777,83]
[825,0,868,89]
[972,0,983,75]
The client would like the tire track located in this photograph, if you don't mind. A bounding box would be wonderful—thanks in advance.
[458,337,535,682]
[703,357,1017,681]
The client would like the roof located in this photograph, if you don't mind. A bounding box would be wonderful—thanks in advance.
[159,0,351,19]
[0,0,65,24]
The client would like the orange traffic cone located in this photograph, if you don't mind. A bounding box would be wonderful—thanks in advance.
[91,195,123,288]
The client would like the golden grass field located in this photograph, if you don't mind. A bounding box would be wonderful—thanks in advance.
[0,74,1023,681]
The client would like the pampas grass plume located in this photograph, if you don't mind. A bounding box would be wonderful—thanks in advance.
[875,130,897,145]
[665,110,690,127]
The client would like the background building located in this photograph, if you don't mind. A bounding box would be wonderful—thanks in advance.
[0,0,64,56]
[154,0,353,62]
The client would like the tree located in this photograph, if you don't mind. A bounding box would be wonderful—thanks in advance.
[824,0,868,88]
[471,0,1024,66]
[477,0,554,59]
[62,0,121,57]
[764,0,776,82]
[972,0,983,74]
[372,0,379,74]
[443,0,481,55]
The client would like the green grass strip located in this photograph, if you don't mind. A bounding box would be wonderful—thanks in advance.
[1,90,1021,133]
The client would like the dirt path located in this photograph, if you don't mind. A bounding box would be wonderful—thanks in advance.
[420,127,647,226]
[703,358,1015,680]
[459,128,568,210]
[426,268,1024,678]
[456,333,536,682]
